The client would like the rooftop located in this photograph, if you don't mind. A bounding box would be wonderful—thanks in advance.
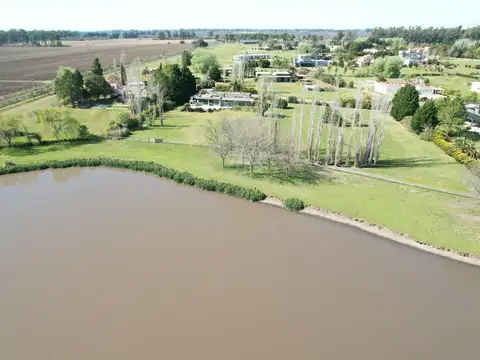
[193,91,254,101]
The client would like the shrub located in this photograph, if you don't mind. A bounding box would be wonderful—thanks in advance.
[275,98,288,109]
[340,97,355,108]
[419,126,434,141]
[215,84,230,92]
[78,125,89,139]
[347,80,354,88]
[475,65,480,70]
[283,198,305,211]
[287,96,298,104]
[432,131,472,165]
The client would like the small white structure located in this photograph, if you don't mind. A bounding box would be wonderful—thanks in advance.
[471,82,480,94]
[356,55,373,67]
[189,90,255,110]
[364,48,379,54]
[374,81,444,99]
[233,54,271,61]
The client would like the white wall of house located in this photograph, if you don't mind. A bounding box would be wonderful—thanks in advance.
[373,82,403,94]
[471,82,480,94]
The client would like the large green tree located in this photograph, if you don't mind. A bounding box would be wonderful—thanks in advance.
[91,57,104,76]
[411,100,438,133]
[53,67,84,106]
[390,84,420,121]
[152,64,196,106]
[437,96,467,134]
[84,72,111,100]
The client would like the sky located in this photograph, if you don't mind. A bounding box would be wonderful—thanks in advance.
[1,0,479,30]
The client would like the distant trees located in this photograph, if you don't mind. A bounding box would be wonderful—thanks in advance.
[390,84,419,121]
[411,100,438,133]
[369,26,480,44]
[258,59,270,68]
[192,38,208,48]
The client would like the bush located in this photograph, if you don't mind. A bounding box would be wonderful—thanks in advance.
[432,131,472,165]
[78,125,89,139]
[287,96,298,104]
[275,98,288,109]
[340,97,355,108]
[163,100,176,111]
[347,80,354,88]
[475,65,480,70]
[283,198,305,212]
[419,126,434,141]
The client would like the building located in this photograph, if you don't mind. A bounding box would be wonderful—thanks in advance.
[466,104,480,127]
[374,81,444,99]
[250,46,271,51]
[255,71,293,82]
[364,48,379,54]
[189,90,255,110]
[240,39,258,44]
[294,55,330,67]
[471,82,480,94]
[233,54,271,61]
[356,55,373,67]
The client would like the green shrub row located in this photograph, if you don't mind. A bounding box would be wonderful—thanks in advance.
[0,158,267,202]
[283,197,305,212]
[432,132,472,165]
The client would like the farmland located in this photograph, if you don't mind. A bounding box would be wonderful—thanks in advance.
[0,39,192,96]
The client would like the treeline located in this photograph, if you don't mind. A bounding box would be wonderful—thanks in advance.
[0,29,79,45]
[156,29,197,40]
[369,26,480,44]
[224,32,296,42]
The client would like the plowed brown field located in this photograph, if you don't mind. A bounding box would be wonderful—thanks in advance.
[0,39,192,96]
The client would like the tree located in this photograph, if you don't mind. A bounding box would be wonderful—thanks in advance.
[84,72,111,100]
[120,63,127,86]
[204,119,234,168]
[53,67,83,106]
[192,52,221,76]
[33,109,80,141]
[411,100,438,133]
[390,84,419,121]
[207,64,222,81]
[271,56,290,69]
[0,116,22,146]
[258,59,270,68]
[192,38,208,48]
[437,96,467,135]
[91,57,104,76]
[181,50,193,67]
[383,57,403,78]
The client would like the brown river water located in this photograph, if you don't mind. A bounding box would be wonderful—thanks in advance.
[1,167,480,360]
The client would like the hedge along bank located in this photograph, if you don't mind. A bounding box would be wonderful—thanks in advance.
[2,157,480,267]
[0,158,266,202]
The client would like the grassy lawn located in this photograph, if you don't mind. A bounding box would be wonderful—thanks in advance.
[1,96,127,140]
[128,104,478,193]
[2,139,479,255]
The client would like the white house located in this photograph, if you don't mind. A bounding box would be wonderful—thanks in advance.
[233,54,271,61]
[471,82,480,94]
[374,81,444,99]
[189,90,255,110]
